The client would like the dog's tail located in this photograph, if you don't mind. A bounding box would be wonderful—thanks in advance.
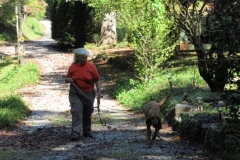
[158,94,168,107]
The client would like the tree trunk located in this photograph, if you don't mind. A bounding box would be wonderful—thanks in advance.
[195,46,228,92]
[100,12,117,45]
[74,2,87,48]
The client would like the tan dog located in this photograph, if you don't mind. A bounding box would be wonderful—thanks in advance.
[142,94,168,144]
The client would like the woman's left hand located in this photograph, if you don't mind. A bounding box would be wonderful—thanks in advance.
[65,78,73,83]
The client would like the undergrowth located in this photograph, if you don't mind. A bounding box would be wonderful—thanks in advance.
[0,56,40,128]
[114,55,212,113]
[0,95,29,128]
[217,122,240,160]
[0,26,17,43]
[100,52,240,159]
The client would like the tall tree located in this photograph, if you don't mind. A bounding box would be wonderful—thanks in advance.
[52,0,97,47]
[74,1,88,47]
[166,0,240,92]
[100,12,116,45]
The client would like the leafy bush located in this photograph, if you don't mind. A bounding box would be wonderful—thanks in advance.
[0,29,17,42]
[225,92,240,120]
[115,58,208,112]
[212,122,240,160]
[178,113,219,140]
[116,24,128,43]
[0,95,29,128]
[27,0,47,20]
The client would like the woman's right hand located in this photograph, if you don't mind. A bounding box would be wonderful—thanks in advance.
[65,78,73,83]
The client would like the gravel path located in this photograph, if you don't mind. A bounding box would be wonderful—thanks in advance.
[0,19,213,160]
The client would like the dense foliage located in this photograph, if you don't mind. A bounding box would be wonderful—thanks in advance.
[0,0,47,42]
[26,0,47,20]
[51,0,75,44]
[88,0,178,82]
[166,0,240,93]
[51,0,100,47]
[0,0,24,41]
[204,0,240,92]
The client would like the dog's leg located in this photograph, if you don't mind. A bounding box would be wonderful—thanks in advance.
[156,130,160,138]
[147,124,152,144]
[156,119,161,138]
[152,127,158,141]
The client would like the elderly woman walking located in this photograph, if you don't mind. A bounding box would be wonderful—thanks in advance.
[65,48,102,141]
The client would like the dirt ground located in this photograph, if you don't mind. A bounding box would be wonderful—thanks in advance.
[0,19,213,160]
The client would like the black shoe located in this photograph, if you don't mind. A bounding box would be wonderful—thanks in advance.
[70,135,79,141]
[84,133,95,139]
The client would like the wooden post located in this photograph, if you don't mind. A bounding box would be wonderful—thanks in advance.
[15,4,20,61]
[15,3,24,64]
[24,5,27,21]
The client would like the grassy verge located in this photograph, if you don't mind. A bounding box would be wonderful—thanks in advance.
[0,56,40,128]
[21,17,45,41]
[0,16,44,128]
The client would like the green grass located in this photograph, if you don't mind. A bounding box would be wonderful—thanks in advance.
[21,17,45,41]
[0,56,40,128]
[114,54,211,112]
[0,95,29,127]
[0,149,53,160]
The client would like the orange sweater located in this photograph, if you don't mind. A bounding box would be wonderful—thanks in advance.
[66,62,100,92]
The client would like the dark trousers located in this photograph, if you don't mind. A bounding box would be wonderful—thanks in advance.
[69,88,95,137]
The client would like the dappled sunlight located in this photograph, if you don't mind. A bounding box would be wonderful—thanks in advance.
[0,123,201,159]
[0,17,212,159]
